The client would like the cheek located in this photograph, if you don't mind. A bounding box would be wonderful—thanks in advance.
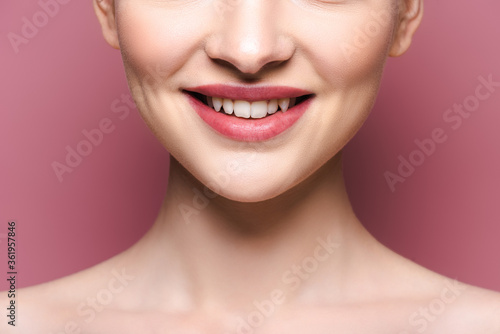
[306,9,395,88]
[115,3,208,92]
[114,2,212,145]
[290,7,396,163]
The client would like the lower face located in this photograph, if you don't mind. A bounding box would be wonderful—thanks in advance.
[115,0,398,202]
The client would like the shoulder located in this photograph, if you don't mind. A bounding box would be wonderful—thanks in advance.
[0,282,66,334]
[435,283,500,334]
[404,271,500,333]
[374,246,500,333]
[0,257,136,334]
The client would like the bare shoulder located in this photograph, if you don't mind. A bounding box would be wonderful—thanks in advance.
[0,278,70,334]
[0,256,136,334]
[438,283,500,334]
[375,246,500,334]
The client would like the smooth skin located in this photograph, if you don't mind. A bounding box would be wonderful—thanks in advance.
[3,0,500,333]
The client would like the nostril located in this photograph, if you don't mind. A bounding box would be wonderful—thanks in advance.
[205,34,295,77]
[209,58,268,78]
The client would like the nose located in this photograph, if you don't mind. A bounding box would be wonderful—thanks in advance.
[205,0,295,75]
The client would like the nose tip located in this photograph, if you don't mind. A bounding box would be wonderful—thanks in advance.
[207,35,294,75]
[205,3,295,75]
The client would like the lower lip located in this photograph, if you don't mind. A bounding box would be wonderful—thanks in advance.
[185,93,313,142]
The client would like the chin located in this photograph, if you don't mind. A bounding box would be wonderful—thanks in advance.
[214,181,289,203]
[190,161,298,204]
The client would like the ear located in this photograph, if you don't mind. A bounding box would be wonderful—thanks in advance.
[94,0,120,49]
[389,0,424,57]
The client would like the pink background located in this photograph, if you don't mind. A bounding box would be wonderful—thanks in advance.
[1,1,499,292]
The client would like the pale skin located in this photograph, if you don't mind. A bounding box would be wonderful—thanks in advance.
[3,0,500,333]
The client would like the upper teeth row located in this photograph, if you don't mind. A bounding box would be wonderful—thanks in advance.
[207,97,297,119]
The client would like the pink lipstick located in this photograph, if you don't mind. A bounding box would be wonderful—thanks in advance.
[183,84,314,142]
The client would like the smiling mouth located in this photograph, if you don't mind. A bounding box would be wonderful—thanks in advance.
[185,91,314,119]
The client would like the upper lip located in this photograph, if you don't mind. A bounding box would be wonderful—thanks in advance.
[183,84,314,102]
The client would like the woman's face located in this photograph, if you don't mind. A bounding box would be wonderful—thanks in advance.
[99,0,415,202]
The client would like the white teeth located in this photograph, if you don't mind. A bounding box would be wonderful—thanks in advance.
[206,96,301,118]
[268,99,278,114]
[233,100,251,118]
[223,99,234,115]
[251,101,268,119]
[212,97,223,112]
[279,98,290,113]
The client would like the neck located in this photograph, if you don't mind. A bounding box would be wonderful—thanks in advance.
[128,153,379,312]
